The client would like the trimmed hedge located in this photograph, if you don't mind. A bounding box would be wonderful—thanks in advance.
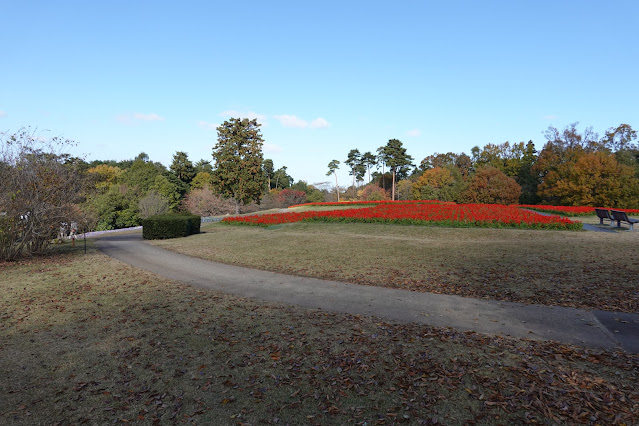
[141,213,201,240]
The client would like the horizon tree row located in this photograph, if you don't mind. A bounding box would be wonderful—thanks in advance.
[329,122,639,208]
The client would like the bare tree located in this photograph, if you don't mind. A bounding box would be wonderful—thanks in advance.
[0,128,88,261]
[181,186,236,217]
[138,190,169,218]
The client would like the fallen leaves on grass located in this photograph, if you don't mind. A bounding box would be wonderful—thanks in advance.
[2,251,638,425]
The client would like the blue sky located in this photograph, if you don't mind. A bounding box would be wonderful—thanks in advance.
[1,1,637,187]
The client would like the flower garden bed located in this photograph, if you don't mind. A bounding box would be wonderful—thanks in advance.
[223,202,582,230]
[517,204,639,216]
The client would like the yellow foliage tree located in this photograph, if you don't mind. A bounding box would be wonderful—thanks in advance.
[87,164,123,191]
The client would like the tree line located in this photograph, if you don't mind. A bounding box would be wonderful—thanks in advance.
[327,123,639,208]
[1,120,637,261]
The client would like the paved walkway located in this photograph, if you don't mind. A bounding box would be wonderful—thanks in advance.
[95,233,639,353]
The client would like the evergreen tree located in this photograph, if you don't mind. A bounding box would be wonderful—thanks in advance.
[263,159,274,189]
[345,149,361,198]
[170,151,195,185]
[326,160,340,202]
[379,139,414,200]
[361,151,377,183]
[211,118,265,214]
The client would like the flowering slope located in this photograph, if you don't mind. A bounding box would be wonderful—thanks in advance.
[517,204,639,216]
[223,203,582,230]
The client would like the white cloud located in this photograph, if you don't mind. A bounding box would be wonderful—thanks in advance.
[264,143,283,153]
[219,110,267,124]
[407,129,422,137]
[274,115,330,129]
[274,114,308,128]
[309,117,330,128]
[198,120,218,130]
[0,110,7,117]
[543,115,558,121]
[133,112,164,121]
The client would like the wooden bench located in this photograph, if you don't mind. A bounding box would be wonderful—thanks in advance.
[610,210,639,231]
[594,208,614,225]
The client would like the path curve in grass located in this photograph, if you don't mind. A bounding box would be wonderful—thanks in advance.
[95,232,637,353]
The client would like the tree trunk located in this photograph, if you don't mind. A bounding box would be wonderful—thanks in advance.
[391,169,396,201]
[352,174,356,199]
[235,199,241,215]
[334,172,339,202]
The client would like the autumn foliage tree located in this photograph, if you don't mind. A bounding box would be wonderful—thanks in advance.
[461,167,521,205]
[412,166,465,202]
[0,128,88,261]
[211,118,266,214]
[536,150,639,208]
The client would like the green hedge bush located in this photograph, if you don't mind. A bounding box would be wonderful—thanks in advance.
[141,213,201,240]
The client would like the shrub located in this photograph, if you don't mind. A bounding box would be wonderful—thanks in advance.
[139,190,169,219]
[141,213,201,240]
[461,167,521,205]
[277,189,307,207]
[359,184,391,201]
[181,186,236,216]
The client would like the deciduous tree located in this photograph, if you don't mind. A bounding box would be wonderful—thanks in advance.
[537,150,639,208]
[461,167,521,205]
[412,167,465,202]
[0,128,88,260]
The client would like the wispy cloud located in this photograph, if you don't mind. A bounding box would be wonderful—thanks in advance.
[407,129,421,137]
[274,114,330,129]
[116,112,165,123]
[198,120,218,130]
[219,110,267,124]
[264,143,283,153]
[274,114,308,128]
[133,113,164,121]
[0,110,7,118]
[310,117,330,128]
[543,115,558,121]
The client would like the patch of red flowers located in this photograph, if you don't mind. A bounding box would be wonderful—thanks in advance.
[516,205,639,216]
[288,200,452,208]
[223,203,582,230]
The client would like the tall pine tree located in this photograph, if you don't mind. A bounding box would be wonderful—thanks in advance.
[211,118,265,214]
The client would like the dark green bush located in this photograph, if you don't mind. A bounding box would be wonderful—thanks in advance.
[141,213,201,240]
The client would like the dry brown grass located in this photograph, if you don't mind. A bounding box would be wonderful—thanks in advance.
[154,221,639,312]
[1,244,638,424]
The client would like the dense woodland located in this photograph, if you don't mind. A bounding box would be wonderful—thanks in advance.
[2,121,638,242]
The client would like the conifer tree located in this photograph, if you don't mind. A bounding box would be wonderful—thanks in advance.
[211,118,265,214]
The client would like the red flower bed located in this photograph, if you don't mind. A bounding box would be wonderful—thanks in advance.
[289,200,452,208]
[517,205,639,216]
[223,203,582,230]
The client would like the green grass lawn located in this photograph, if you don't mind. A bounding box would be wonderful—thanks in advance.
[154,221,639,313]
[1,244,638,424]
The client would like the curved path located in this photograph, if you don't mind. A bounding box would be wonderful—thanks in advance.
[96,233,639,353]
